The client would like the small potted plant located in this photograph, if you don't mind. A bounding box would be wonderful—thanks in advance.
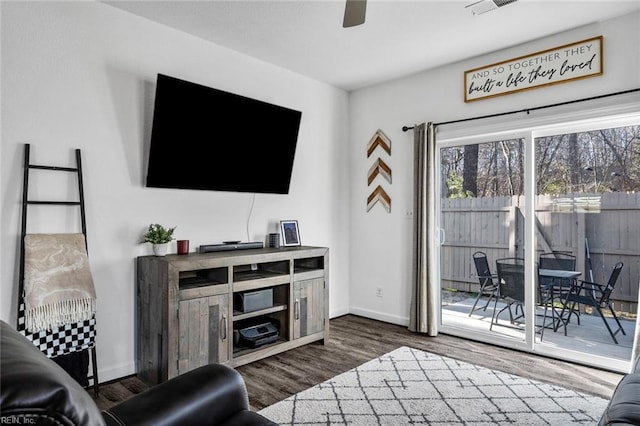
[143,224,176,256]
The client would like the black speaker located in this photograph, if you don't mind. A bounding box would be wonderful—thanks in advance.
[200,241,264,253]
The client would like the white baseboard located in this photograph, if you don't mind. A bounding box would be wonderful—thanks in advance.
[348,306,409,327]
[329,306,350,318]
[97,362,135,384]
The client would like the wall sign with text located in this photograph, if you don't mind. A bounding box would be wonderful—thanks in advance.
[464,36,603,102]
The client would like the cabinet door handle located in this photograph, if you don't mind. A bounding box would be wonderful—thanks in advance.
[295,299,300,320]
[221,314,228,341]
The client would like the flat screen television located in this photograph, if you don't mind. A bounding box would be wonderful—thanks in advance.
[146,73,302,194]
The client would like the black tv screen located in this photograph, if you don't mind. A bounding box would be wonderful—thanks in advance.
[146,74,302,194]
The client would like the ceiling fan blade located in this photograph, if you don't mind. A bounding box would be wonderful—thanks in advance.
[343,0,366,28]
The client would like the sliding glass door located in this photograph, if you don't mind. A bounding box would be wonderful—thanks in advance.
[437,113,640,372]
[439,134,530,348]
[532,121,639,370]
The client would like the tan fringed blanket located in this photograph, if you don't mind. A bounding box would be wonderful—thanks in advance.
[23,233,96,333]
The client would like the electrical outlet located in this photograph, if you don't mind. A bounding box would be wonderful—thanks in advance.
[251,263,258,271]
[376,287,382,297]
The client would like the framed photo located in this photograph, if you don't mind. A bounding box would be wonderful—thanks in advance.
[280,220,301,247]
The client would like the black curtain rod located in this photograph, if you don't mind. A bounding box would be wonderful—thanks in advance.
[401,87,640,132]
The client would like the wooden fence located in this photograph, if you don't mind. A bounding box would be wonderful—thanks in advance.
[440,192,639,314]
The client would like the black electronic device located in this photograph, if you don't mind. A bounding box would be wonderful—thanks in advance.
[146,74,302,194]
[234,319,280,349]
[234,288,273,313]
[200,241,264,253]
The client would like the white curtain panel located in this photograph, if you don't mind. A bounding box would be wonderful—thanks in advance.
[408,123,437,336]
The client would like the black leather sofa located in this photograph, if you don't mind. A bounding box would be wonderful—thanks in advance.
[599,353,640,425]
[0,320,277,426]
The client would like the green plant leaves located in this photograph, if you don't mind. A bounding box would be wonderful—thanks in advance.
[143,223,176,244]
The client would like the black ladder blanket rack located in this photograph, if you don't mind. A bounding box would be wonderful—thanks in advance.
[16,143,99,396]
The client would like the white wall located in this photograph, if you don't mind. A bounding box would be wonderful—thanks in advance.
[3,1,638,384]
[1,2,350,381]
[348,12,640,326]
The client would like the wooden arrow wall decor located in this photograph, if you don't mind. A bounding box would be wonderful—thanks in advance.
[367,157,392,185]
[367,185,391,212]
[366,129,392,213]
[367,130,391,158]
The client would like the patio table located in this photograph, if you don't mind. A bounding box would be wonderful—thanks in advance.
[538,269,582,280]
[538,269,581,337]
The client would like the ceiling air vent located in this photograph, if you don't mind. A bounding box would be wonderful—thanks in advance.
[466,0,518,15]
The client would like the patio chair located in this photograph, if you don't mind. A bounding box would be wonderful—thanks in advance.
[490,257,525,331]
[560,262,626,344]
[538,251,577,339]
[468,251,500,317]
[539,251,576,273]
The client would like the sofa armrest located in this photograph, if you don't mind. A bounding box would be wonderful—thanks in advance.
[1,321,105,426]
[103,364,253,426]
[599,373,640,426]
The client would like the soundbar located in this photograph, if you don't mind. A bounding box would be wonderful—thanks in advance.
[200,241,264,253]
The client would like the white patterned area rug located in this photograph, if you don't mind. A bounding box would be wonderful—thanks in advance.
[258,346,609,425]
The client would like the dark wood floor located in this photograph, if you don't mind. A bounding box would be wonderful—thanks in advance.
[93,314,623,412]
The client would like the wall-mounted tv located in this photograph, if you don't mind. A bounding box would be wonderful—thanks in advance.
[146,73,302,194]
